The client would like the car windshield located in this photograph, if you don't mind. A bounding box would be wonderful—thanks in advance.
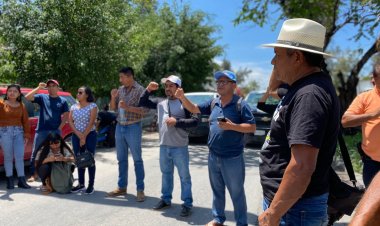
[245,92,280,110]
[185,94,215,105]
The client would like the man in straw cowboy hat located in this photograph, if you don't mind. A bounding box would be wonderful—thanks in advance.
[258,18,340,225]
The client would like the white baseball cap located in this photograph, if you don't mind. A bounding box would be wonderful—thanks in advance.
[161,75,182,87]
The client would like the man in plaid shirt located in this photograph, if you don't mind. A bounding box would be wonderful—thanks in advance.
[107,67,147,202]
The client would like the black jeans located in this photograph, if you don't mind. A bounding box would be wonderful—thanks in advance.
[362,157,380,187]
[38,163,52,186]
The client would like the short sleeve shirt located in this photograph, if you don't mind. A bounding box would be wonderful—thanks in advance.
[198,95,255,157]
[260,72,340,201]
[345,88,380,161]
[115,81,146,123]
[70,103,98,132]
[35,148,73,161]
[33,94,69,131]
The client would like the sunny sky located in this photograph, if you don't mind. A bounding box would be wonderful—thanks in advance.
[161,0,379,90]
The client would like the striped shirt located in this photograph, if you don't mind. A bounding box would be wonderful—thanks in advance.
[115,81,147,124]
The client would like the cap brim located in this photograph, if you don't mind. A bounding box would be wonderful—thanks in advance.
[214,71,228,80]
[261,43,333,57]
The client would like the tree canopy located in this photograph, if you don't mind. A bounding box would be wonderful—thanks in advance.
[0,0,222,96]
[235,0,380,110]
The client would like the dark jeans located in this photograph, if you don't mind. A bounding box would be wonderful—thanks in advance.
[362,157,380,187]
[38,163,52,186]
[72,131,97,187]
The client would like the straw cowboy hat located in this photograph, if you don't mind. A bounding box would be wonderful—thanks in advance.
[262,18,332,57]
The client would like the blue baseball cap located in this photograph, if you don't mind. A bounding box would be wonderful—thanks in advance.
[214,70,237,83]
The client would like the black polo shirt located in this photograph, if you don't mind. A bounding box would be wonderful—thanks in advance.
[260,72,340,201]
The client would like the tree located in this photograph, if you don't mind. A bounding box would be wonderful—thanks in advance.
[141,4,223,92]
[218,58,258,96]
[235,0,380,111]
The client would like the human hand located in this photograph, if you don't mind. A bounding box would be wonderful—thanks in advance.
[111,89,119,98]
[24,138,29,145]
[80,137,86,146]
[119,100,127,109]
[217,118,234,130]
[47,155,56,163]
[174,88,185,100]
[258,209,280,226]
[38,82,47,89]
[267,70,282,93]
[165,117,177,127]
[55,156,64,162]
[147,82,159,92]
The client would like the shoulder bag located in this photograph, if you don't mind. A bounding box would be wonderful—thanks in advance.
[75,146,95,169]
[327,130,365,225]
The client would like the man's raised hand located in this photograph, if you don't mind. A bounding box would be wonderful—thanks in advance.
[174,88,185,99]
[147,82,159,92]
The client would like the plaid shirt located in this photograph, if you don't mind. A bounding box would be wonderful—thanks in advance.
[115,81,147,125]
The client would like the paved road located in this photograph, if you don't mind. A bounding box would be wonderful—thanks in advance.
[0,132,350,226]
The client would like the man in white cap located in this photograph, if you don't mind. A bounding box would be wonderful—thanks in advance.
[138,75,199,217]
[174,71,256,226]
[25,79,69,182]
[258,18,340,225]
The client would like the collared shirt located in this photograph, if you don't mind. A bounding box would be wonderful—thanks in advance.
[115,81,147,124]
[197,95,256,157]
[346,88,380,161]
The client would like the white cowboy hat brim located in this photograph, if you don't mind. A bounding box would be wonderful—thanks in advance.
[262,43,333,57]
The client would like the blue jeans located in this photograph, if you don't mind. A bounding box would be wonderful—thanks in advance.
[30,129,61,174]
[263,193,328,226]
[72,131,97,187]
[160,145,193,208]
[115,123,144,191]
[208,152,247,226]
[362,157,380,187]
[0,126,26,177]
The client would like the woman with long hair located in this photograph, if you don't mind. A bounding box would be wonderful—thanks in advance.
[69,86,98,194]
[35,132,75,193]
[0,84,31,189]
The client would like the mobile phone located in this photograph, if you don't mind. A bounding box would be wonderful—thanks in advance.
[217,116,227,122]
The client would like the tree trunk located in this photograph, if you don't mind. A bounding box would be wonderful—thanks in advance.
[338,39,379,113]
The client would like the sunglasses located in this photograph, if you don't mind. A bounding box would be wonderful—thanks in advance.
[49,140,60,145]
[77,91,83,95]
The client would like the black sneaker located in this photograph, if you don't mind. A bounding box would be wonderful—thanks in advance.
[180,206,192,217]
[84,186,94,195]
[71,185,86,193]
[153,200,171,210]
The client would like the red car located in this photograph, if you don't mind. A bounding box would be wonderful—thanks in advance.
[0,86,76,170]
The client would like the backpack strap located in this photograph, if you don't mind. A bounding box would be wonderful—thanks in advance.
[210,96,244,120]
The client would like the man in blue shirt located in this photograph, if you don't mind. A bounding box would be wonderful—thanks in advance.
[175,71,256,226]
[25,79,69,182]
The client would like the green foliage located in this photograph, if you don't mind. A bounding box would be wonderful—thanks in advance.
[140,4,223,92]
[0,0,222,97]
[235,0,380,48]
[336,133,363,173]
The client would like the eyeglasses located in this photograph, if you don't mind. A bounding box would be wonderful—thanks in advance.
[216,80,234,86]
[77,91,83,95]
[49,140,60,145]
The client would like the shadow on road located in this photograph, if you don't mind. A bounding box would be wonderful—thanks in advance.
[188,144,261,168]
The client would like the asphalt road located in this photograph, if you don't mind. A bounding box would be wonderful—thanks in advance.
[0,132,351,226]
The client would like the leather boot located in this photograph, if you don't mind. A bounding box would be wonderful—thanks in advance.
[6,176,14,189]
[18,177,31,189]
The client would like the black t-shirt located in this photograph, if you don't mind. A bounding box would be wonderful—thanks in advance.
[260,72,340,201]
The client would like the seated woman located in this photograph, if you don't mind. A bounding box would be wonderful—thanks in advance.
[35,133,75,193]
